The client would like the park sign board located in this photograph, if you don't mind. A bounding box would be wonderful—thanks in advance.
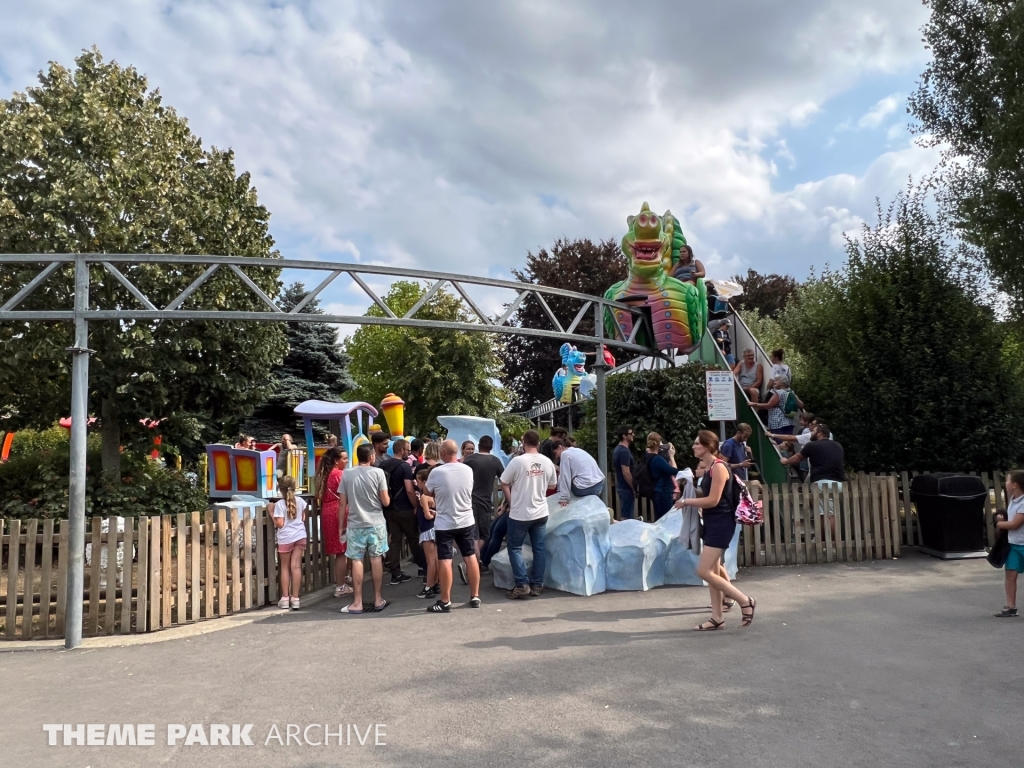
[705,370,736,421]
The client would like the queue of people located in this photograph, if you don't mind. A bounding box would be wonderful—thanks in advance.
[267,424,770,632]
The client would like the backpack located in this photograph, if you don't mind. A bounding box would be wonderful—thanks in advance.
[377,457,408,510]
[783,389,799,418]
[634,453,657,499]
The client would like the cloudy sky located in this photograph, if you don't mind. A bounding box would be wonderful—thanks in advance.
[0,0,939,319]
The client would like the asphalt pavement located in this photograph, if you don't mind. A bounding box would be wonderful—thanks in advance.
[0,551,1017,768]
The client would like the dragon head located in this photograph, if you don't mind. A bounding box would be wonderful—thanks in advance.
[621,202,672,278]
[559,343,587,376]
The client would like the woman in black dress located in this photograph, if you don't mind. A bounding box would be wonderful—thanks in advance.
[676,430,756,631]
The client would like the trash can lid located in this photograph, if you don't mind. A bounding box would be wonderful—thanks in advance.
[909,472,987,498]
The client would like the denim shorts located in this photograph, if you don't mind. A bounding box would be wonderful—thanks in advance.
[346,524,389,560]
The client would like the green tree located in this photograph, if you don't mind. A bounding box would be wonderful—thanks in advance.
[503,238,627,410]
[0,49,287,476]
[240,282,354,442]
[780,187,1022,471]
[730,269,799,319]
[343,281,511,436]
[576,363,711,466]
[909,0,1024,310]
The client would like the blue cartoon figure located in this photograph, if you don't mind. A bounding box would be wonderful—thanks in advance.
[552,343,587,403]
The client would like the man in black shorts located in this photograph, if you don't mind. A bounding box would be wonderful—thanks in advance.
[462,435,506,568]
[423,440,481,613]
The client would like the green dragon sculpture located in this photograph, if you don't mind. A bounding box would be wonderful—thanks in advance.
[603,202,707,353]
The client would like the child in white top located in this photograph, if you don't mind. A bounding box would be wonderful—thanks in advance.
[272,476,308,611]
[994,470,1024,618]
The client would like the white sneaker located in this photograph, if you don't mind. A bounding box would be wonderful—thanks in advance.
[278,597,290,609]
[290,597,300,611]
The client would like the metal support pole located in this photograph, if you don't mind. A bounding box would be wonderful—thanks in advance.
[593,304,610,506]
[65,256,91,650]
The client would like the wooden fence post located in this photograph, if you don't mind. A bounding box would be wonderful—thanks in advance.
[6,520,21,639]
[149,515,161,632]
[88,517,102,635]
[121,518,134,635]
[41,519,55,639]
[176,513,187,626]
[21,519,38,639]
[136,517,149,633]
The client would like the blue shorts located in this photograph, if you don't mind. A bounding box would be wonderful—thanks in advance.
[347,525,389,560]
[1006,544,1024,573]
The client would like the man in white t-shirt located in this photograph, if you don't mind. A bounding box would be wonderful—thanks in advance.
[423,440,481,613]
[500,430,558,599]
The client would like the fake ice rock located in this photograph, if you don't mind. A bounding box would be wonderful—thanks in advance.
[655,510,740,585]
[545,495,610,596]
[605,519,667,591]
[490,495,611,596]
[437,415,510,465]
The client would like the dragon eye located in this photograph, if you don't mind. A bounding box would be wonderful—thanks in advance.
[638,214,649,227]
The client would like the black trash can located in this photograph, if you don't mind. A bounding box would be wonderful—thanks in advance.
[909,473,988,559]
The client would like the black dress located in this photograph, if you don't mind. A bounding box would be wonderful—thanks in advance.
[699,460,737,549]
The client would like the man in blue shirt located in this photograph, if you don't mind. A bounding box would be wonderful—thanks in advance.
[612,425,637,519]
[720,423,753,481]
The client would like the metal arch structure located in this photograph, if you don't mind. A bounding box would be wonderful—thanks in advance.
[0,252,664,648]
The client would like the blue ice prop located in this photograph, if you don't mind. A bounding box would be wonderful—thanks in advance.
[437,415,510,465]
[606,519,667,591]
[491,495,610,596]
[492,500,740,594]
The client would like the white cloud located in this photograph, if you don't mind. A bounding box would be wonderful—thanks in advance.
[858,93,902,129]
[0,0,932,286]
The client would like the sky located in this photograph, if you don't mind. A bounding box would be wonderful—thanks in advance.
[0,0,940,321]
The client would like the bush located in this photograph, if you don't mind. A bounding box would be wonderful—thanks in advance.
[0,444,207,519]
[577,362,713,467]
[780,189,1024,471]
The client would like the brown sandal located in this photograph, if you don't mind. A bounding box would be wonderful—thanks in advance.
[694,618,725,631]
[741,597,757,627]
[706,600,734,612]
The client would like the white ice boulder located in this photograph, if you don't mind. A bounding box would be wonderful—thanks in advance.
[656,510,741,585]
[543,495,610,596]
[605,519,667,591]
[489,495,611,596]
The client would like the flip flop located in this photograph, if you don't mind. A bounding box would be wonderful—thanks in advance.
[372,600,389,612]
[339,605,363,615]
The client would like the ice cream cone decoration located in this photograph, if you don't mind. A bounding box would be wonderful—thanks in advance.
[380,393,406,437]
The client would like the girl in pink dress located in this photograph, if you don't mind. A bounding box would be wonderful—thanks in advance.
[315,447,352,597]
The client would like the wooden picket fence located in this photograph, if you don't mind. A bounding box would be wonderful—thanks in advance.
[736,476,898,566]
[606,470,1012,567]
[0,502,336,641]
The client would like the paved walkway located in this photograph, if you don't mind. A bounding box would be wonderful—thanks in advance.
[1,552,1017,767]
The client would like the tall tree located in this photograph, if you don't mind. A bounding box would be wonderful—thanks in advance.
[781,187,1022,471]
[909,0,1024,311]
[343,281,510,436]
[730,269,798,319]
[504,238,627,410]
[0,49,287,476]
[240,282,354,442]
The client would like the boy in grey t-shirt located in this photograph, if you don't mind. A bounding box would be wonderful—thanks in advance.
[337,444,391,614]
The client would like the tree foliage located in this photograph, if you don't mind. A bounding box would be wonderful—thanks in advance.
[730,269,799,319]
[780,187,1023,471]
[503,238,627,410]
[343,281,511,437]
[0,49,287,474]
[576,363,712,468]
[240,282,353,442]
[909,0,1024,310]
